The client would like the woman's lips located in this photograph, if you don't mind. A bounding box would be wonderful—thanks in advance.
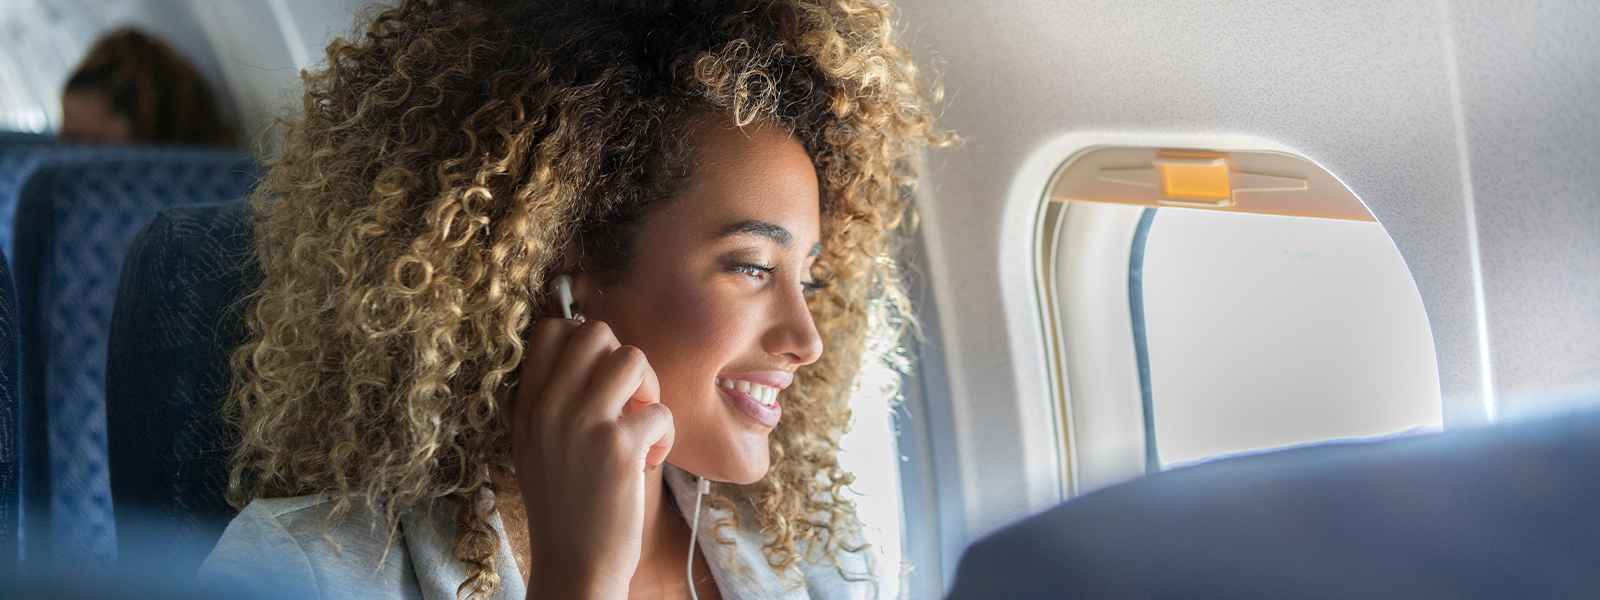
[717,384,782,428]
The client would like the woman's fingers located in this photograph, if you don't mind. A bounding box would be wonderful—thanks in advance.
[617,402,675,466]
[521,318,579,391]
[583,345,662,420]
[520,319,662,427]
[539,320,621,419]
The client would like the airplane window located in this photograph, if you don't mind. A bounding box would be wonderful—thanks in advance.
[1136,207,1443,468]
[1041,146,1444,492]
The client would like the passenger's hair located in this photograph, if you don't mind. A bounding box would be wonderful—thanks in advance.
[225,0,946,596]
[63,29,235,146]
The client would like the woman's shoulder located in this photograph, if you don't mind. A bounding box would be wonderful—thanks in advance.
[235,494,339,520]
[196,494,425,600]
[213,494,388,559]
[801,546,887,600]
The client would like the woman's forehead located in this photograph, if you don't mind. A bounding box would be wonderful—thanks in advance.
[659,121,821,242]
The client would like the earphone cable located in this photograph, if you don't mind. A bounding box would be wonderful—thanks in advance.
[688,475,709,600]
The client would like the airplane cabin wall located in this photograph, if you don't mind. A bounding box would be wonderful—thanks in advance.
[181,0,369,148]
[1453,0,1600,421]
[0,0,365,140]
[894,0,1600,547]
[0,0,225,131]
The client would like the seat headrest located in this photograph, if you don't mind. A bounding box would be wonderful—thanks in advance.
[106,198,257,578]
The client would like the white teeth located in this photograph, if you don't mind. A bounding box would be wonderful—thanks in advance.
[715,378,780,407]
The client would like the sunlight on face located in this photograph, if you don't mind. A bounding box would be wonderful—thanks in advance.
[583,119,823,484]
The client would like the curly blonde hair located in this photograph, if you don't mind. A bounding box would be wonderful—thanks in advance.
[225,0,945,596]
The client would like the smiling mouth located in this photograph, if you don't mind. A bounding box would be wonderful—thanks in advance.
[716,378,779,406]
[715,378,782,427]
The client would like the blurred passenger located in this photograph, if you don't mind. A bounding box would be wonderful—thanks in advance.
[59,29,236,147]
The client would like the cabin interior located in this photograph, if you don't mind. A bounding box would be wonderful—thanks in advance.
[2,0,1599,597]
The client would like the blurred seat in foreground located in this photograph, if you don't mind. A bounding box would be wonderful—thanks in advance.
[948,408,1600,600]
[13,150,254,569]
[107,199,256,581]
[0,247,21,579]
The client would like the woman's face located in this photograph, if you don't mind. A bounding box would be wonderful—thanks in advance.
[578,120,823,484]
[60,90,133,144]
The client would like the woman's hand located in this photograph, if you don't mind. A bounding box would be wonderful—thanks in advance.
[512,318,673,600]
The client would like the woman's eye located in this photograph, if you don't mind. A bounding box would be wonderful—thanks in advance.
[731,263,776,280]
[801,279,828,297]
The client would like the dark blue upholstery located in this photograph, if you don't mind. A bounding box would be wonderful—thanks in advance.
[0,144,210,260]
[0,132,55,148]
[948,409,1600,599]
[12,150,255,568]
[0,140,65,257]
[106,200,256,579]
[0,137,52,578]
[0,247,20,578]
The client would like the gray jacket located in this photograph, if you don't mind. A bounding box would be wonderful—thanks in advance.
[197,465,884,599]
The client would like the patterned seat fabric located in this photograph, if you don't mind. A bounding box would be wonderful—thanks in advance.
[12,150,256,568]
[0,138,62,256]
[0,144,218,261]
[106,199,257,579]
[0,247,20,577]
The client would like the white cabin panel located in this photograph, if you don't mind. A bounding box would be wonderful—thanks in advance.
[896,0,1600,545]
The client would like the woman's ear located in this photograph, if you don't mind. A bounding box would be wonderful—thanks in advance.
[566,270,596,319]
[553,239,598,319]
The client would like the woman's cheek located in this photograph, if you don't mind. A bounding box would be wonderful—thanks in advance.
[620,281,733,401]
[656,279,755,350]
[658,285,726,352]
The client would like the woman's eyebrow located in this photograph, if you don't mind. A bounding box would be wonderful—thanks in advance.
[719,219,792,246]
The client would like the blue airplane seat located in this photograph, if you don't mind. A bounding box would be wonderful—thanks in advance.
[0,131,55,147]
[0,247,20,577]
[947,408,1600,599]
[0,139,63,256]
[12,150,256,569]
[105,199,256,579]
[0,144,212,261]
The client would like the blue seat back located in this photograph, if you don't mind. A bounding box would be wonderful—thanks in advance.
[0,144,206,260]
[0,247,20,578]
[0,132,55,148]
[948,408,1600,599]
[0,139,62,256]
[106,199,256,579]
[12,149,256,568]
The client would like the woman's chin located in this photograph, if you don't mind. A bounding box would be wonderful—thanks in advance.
[675,443,771,484]
[697,454,769,484]
[722,460,770,485]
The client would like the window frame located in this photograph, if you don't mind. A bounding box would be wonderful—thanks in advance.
[1035,144,1431,497]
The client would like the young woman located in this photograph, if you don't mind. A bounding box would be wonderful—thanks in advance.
[199,0,945,598]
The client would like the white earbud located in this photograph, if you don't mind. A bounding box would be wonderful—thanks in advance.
[550,274,576,320]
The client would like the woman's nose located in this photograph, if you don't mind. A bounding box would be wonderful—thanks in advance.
[764,286,823,365]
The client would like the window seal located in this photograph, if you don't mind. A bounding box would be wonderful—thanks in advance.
[1127,207,1161,474]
